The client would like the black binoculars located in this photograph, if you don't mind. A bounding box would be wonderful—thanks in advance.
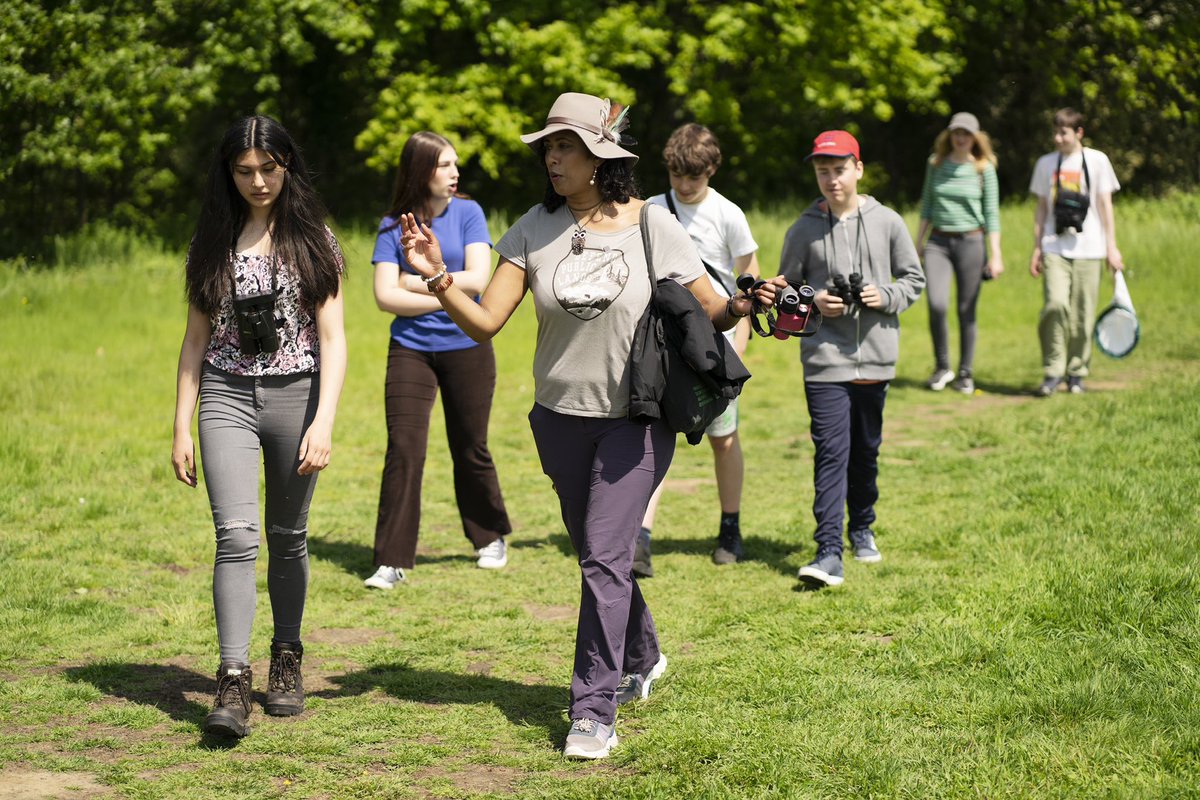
[233,291,281,356]
[830,273,864,307]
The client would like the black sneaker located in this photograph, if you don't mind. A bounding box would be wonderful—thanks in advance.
[632,529,653,578]
[204,663,253,738]
[712,527,743,565]
[265,641,304,717]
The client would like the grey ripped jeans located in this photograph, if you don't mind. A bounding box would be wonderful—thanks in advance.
[198,364,320,664]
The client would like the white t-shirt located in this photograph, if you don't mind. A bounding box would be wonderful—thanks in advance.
[495,202,704,418]
[646,187,758,299]
[1029,147,1120,260]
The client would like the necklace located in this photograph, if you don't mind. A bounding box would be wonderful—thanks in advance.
[567,202,603,255]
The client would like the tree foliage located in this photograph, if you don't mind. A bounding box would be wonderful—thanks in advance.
[1,0,1197,258]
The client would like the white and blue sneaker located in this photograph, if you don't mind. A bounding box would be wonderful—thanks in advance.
[616,653,668,705]
[564,717,618,759]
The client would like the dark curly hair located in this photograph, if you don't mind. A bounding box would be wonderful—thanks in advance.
[541,154,640,212]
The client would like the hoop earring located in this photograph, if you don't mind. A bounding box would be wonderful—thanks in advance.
[589,165,598,186]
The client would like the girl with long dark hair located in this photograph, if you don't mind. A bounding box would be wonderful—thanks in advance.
[171,115,346,738]
[395,94,778,758]
[363,132,511,591]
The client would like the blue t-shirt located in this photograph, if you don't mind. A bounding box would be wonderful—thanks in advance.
[373,198,492,352]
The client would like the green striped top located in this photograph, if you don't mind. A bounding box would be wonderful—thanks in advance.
[919,158,1000,233]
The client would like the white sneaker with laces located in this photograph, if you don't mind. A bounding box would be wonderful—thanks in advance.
[364,565,405,590]
[564,717,618,759]
[476,537,507,569]
[926,368,955,391]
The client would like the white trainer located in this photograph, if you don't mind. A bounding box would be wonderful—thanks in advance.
[364,565,405,590]
[925,368,955,391]
[476,537,508,569]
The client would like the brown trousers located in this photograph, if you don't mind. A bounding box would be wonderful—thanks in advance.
[372,341,510,570]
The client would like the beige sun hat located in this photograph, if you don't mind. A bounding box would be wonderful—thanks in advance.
[947,111,981,134]
[520,92,638,163]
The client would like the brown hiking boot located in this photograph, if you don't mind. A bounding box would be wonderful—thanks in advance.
[265,641,304,716]
[204,663,253,737]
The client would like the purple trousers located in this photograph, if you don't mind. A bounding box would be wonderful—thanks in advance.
[528,403,674,725]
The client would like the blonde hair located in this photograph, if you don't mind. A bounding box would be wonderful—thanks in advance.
[931,128,997,172]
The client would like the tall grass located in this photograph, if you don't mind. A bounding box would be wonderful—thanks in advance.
[0,196,1197,798]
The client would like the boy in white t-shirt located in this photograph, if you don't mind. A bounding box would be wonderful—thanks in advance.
[1028,107,1124,396]
[636,124,762,575]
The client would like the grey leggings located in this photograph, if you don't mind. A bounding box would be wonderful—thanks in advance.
[924,232,985,373]
[198,364,320,664]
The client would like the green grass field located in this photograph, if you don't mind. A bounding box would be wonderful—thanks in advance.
[1,195,1198,799]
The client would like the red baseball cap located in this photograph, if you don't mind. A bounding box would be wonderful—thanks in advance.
[804,130,860,162]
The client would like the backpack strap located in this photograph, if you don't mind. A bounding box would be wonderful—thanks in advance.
[663,192,737,296]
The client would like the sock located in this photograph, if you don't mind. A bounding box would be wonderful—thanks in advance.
[720,512,740,534]
[639,525,652,541]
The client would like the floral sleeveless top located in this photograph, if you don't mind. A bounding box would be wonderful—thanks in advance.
[204,229,343,376]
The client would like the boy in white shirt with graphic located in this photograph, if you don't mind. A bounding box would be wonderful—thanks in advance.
[636,124,761,575]
[1029,107,1124,396]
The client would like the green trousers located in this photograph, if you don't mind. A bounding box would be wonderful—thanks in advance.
[1039,253,1103,378]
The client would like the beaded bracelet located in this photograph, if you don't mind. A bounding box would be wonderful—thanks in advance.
[422,267,448,286]
[429,272,454,294]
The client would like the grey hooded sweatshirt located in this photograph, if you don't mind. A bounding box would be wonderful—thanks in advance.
[778,196,924,382]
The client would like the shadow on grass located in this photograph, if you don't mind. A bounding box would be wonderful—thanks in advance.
[308,536,374,578]
[64,660,569,749]
[62,662,242,747]
[639,534,800,579]
[64,662,212,725]
[320,663,569,747]
[890,375,1034,396]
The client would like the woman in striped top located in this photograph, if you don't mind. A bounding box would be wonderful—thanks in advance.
[915,112,1004,394]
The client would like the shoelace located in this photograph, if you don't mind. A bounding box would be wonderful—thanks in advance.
[616,674,637,692]
[572,718,597,734]
[269,650,300,692]
[479,540,503,558]
[216,672,251,714]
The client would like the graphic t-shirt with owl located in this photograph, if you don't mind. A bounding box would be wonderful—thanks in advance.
[496,202,704,418]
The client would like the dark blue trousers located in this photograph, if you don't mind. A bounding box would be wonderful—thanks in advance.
[805,381,889,553]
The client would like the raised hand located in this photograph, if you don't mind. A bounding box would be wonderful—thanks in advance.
[399,212,445,279]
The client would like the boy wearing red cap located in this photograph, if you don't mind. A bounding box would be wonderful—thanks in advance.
[779,131,925,588]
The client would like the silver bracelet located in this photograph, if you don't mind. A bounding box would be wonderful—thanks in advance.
[422,267,448,285]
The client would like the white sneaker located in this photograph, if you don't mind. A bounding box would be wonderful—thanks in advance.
[925,368,955,391]
[364,565,405,590]
[476,537,507,569]
[564,717,618,759]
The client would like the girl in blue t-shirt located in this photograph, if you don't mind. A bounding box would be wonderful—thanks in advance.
[364,132,511,590]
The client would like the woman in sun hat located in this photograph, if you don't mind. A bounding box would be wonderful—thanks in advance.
[392,91,777,759]
[915,111,1004,395]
